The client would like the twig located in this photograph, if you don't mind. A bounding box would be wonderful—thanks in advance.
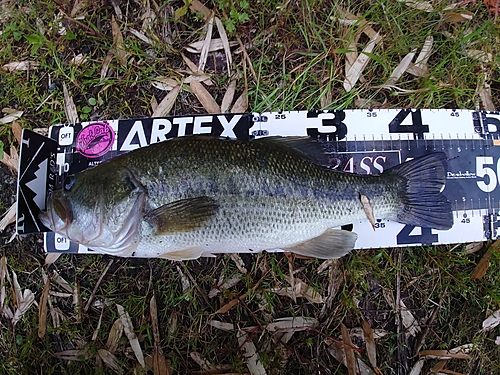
[84,259,114,312]
[395,248,409,375]
[413,297,444,356]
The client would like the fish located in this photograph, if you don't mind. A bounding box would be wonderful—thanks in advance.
[39,136,453,260]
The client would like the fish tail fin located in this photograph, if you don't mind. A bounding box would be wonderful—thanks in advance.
[387,152,453,230]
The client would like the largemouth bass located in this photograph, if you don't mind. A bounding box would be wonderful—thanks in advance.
[39,136,453,260]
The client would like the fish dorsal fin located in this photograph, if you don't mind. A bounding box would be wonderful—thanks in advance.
[159,247,204,260]
[254,136,331,166]
[283,228,358,259]
[144,197,219,235]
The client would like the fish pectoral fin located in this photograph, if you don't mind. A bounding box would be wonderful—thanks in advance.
[283,229,358,259]
[159,247,204,261]
[144,196,219,235]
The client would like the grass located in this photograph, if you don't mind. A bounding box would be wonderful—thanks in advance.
[1,0,500,373]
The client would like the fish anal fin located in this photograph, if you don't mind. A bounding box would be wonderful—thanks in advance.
[159,247,204,260]
[145,196,219,235]
[283,229,358,259]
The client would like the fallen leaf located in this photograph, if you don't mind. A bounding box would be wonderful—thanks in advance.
[189,0,212,20]
[237,330,267,375]
[400,299,421,337]
[363,320,377,370]
[181,52,199,73]
[409,358,425,375]
[471,247,495,279]
[419,344,473,359]
[190,81,221,113]
[214,16,232,74]
[341,323,358,375]
[399,0,434,11]
[2,61,39,72]
[0,256,9,310]
[0,203,16,231]
[152,85,181,117]
[69,53,87,66]
[100,50,114,81]
[117,304,145,367]
[0,110,23,125]
[186,38,238,54]
[150,295,168,375]
[443,10,473,22]
[62,82,79,124]
[151,77,179,91]
[210,320,235,331]
[221,79,237,112]
[111,15,128,67]
[11,120,22,144]
[430,359,447,372]
[385,49,417,86]
[98,349,124,374]
[106,318,124,354]
[55,349,91,361]
[482,310,500,331]
[231,89,248,113]
[464,242,483,254]
[328,343,376,375]
[466,49,493,63]
[12,289,36,325]
[266,316,318,333]
[344,31,381,92]
[229,253,247,274]
[129,28,154,45]
[45,253,61,265]
[38,276,51,338]
[198,13,214,73]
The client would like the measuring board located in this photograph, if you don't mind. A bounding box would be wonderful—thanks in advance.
[16,109,500,255]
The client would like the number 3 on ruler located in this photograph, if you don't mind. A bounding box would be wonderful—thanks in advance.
[476,157,498,192]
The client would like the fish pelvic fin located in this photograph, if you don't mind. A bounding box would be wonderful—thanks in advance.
[144,196,219,235]
[283,229,358,259]
[387,152,453,230]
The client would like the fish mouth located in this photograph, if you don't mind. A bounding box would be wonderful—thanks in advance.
[39,194,73,232]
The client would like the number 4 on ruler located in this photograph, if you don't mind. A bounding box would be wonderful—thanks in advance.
[389,109,429,139]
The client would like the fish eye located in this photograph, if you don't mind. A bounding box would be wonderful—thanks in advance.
[64,175,76,191]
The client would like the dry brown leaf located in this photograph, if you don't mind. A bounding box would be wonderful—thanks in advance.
[478,77,496,112]
[344,31,381,92]
[399,0,434,11]
[51,270,74,294]
[69,53,87,66]
[44,253,61,265]
[385,49,416,86]
[100,50,114,81]
[0,110,23,125]
[430,359,447,372]
[237,330,267,375]
[231,89,248,113]
[471,247,495,279]
[12,270,22,308]
[341,323,358,375]
[464,242,483,254]
[129,28,154,45]
[151,77,179,91]
[466,49,493,63]
[350,327,390,340]
[152,85,181,117]
[216,296,243,314]
[55,349,91,361]
[11,120,22,144]
[221,79,237,112]
[409,358,425,375]
[362,320,377,370]
[328,343,376,375]
[181,52,199,73]
[111,15,128,67]
[150,295,168,375]
[266,317,318,335]
[482,310,500,331]
[198,14,214,73]
[62,82,79,124]
[214,16,232,74]
[117,304,145,368]
[183,74,213,85]
[189,0,212,20]
[0,203,16,231]
[38,276,51,338]
[98,349,124,374]
[400,299,421,337]
[2,61,39,72]
[186,38,238,54]
[190,80,221,113]
[210,320,235,331]
[12,289,35,325]
[419,344,473,359]
[443,10,473,22]
[106,318,124,353]
[0,256,8,310]
[229,253,247,274]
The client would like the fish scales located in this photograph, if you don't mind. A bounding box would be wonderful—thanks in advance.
[40,136,453,260]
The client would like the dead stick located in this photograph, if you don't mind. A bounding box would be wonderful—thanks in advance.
[84,259,114,312]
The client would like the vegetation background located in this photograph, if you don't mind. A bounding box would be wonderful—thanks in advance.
[1,0,500,374]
